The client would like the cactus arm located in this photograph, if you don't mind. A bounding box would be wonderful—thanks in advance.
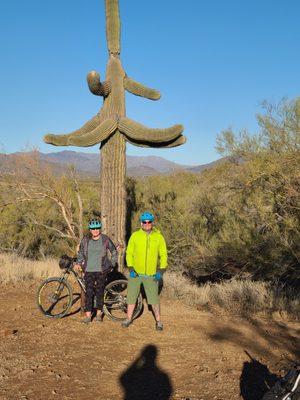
[105,0,120,55]
[87,71,111,96]
[118,117,184,143]
[124,76,161,100]
[125,134,186,148]
[44,119,117,147]
[68,119,118,146]
[44,113,103,145]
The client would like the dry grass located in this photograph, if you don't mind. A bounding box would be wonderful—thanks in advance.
[0,253,60,283]
[162,271,211,307]
[163,272,300,319]
[1,253,299,319]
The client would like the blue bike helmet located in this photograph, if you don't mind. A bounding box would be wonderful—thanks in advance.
[88,219,102,229]
[139,212,155,222]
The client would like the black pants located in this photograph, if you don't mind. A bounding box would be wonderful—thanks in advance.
[84,271,106,312]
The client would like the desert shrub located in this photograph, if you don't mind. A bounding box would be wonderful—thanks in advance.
[163,273,300,319]
[130,98,300,285]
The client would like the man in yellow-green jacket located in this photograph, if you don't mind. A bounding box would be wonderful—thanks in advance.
[121,212,167,331]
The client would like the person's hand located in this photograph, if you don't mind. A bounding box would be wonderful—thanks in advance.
[129,270,137,278]
[74,264,83,272]
[154,272,162,281]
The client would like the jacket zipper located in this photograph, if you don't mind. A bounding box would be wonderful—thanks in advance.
[145,234,149,275]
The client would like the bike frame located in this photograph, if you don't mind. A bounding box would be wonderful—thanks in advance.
[69,268,85,292]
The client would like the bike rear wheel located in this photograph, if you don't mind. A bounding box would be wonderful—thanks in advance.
[37,277,73,318]
[103,279,143,322]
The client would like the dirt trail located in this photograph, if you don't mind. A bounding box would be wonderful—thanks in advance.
[0,282,299,400]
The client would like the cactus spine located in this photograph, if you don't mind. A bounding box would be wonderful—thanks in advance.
[43,0,186,268]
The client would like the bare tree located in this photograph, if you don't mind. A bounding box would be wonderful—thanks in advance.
[0,151,84,244]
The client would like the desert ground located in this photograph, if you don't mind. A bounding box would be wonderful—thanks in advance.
[0,282,299,400]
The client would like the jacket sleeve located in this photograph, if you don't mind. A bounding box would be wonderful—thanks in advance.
[126,234,135,269]
[76,238,86,265]
[158,235,168,270]
[108,237,118,266]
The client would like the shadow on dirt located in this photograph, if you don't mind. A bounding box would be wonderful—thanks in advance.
[240,351,279,400]
[207,316,300,362]
[61,292,82,318]
[206,316,299,399]
[119,344,173,400]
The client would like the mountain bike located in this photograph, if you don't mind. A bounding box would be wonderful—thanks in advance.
[37,256,142,322]
[262,366,300,400]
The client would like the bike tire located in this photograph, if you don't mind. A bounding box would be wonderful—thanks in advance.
[103,279,143,322]
[37,277,73,319]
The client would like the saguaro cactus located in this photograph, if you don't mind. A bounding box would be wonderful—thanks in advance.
[44,0,186,267]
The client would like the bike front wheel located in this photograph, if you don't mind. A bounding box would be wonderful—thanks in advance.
[103,279,143,322]
[37,277,73,318]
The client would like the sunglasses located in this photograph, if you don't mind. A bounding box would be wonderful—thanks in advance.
[142,220,153,225]
[90,227,101,230]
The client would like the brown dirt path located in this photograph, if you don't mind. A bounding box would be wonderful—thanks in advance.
[0,282,299,400]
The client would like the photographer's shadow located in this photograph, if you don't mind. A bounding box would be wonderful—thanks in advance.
[119,344,173,400]
[240,351,279,400]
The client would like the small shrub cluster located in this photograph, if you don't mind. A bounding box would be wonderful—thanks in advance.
[163,272,300,319]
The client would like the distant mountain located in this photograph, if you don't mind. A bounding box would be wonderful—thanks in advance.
[0,150,221,177]
[0,152,66,175]
[39,151,189,176]
[41,151,100,175]
[185,159,226,173]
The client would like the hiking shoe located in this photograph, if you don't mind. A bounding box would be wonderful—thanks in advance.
[81,316,92,324]
[156,321,163,331]
[121,319,132,328]
[94,313,103,322]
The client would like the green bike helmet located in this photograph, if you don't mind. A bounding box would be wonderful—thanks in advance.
[88,219,102,229]
[139,212,154,222]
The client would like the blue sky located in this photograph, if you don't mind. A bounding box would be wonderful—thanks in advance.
[1,0,299,165]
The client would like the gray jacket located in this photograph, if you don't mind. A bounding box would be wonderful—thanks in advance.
[77,234,118,272]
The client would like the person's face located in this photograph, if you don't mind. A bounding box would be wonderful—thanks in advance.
[90,228,101,238]
[141,220,153,232]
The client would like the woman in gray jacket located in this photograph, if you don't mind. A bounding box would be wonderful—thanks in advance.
[75,219,117,324]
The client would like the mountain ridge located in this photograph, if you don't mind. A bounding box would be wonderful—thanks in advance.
[0,150,221,177]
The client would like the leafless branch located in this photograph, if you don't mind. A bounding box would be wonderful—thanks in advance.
[28,217,77,240]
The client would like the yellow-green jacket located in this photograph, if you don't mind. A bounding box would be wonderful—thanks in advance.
[126,228,168,275]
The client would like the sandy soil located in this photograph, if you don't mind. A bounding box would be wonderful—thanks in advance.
[0,282,299,400]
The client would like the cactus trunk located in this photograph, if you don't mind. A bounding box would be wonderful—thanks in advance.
[100,55,126,268]
[43,0,186,271]
[100,130,126,251]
